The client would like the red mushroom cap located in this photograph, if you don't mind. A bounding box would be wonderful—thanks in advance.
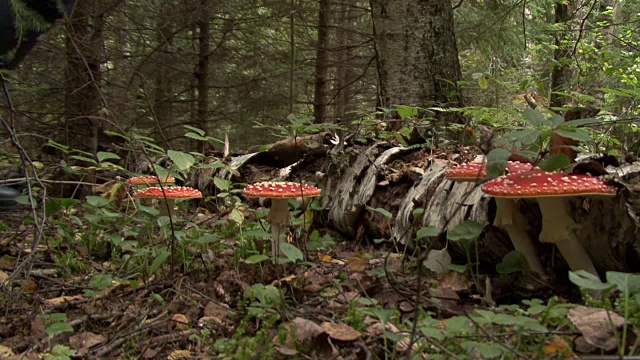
[481,170,616,198]
[243,181,321,198]
[128,176,176,186]
[133,186,202,199]
[446,161,534,181]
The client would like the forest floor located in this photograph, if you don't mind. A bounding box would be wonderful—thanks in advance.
[0,205,632,359]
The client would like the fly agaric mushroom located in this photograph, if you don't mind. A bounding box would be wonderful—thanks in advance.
[447,160,545,274]
[243,182,321,257]
[133,186,202,218]
[482,170,616,277]
[128,175,176,186]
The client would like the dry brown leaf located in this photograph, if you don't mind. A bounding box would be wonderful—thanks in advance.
[69,332,107,355]
[142,348,159,359]
[568,305,626,351]
[0,270,8,284]
[346,254,369,273]
[167,349,192,360]
[273,317,328,354]
[171,314,190,330]
[319,254,333,263]
[204,301,228,320]
[44,295,83,307]
[21,279,37,293]
[367,320,400,337]
[0,256,15,269]
[542,336,574,356]
[274,346,299,356]
[438,271,471,292]
[0,344,14,357]
[321,322,362,341]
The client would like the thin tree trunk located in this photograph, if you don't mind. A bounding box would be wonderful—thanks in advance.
[195,0,211,153]
[153,1,175,147]
[549,0,572,108]
[313,0,331,124]
[335,0,353,124]
[64,0,103,158]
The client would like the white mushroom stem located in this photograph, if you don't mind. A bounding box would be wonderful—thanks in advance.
[268,198,291,258]
[493,198,545,275]
[159,198,176,218]
[537,197,598,277]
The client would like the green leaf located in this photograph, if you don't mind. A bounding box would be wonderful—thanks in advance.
[569,270,613,290]
[416,226,439,239]
[167,150,196,171]
[149,250,170,275]
[184,132,208,141]
[496,250,525,274]
[86,195,110,208]
[478,76,488,89]
[413,208,425,218]
[508,130,542,145]
[194,235,219,245]
[487,148,511,162]
[182,125,206,136]
[46,322,74,336]
[538,153,571,171]
[554,128,591,142]
[424,248,451,274]
[366,206,392,221]
[96,151,120,163]
[447,220,483,241]
[213,177,231,191]
[69,155,97,164]
[396,105,418,119]
[445,316,472,335]
[279,243,303,262]
[245,254,270,264]
[448,263,469,273]
[89,274,113,290]
[548,115,564,127]
[606,271,640,294]
[562,118,601,127]
[461,341,503,359]
[522,109,546,127]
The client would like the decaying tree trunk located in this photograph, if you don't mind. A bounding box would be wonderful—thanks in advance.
[215,140,640,274]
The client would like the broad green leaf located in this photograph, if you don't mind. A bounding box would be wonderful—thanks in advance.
[461,341,503,358]
[96,151,120,163]
[58,198,81,209]
[478,76,488,89]
[194,235,219,245]
[486,161,506,178]
[396,105,418,119]
[245,254,270,264]
[149,250,170,275]
[447,220,483,241]
[522,109,546,127]
[46,322,74,336]
[412,208,425,218]
[508,130,542,145]
[487,148,511,162]
[366,206,392,221]
[213,177,231,191]
[471,72,484,80]
[424,248,451,274]
[496,250,525,274]
[569,270,613,290]
[538,153,571,171]
[416,226,439,239]
[548,115,564,127]
[445,316,472,335]
[86,195,110,208]
[606,271,640,294]
[554,128,591,142]
[167,150,196,171]
[280,243,303,262]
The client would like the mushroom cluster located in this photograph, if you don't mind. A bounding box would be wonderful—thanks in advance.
[243,182,321,257]
[482,169,616,277]
[447,160,545,274]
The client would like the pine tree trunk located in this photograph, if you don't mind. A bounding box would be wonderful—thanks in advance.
[196,0,211,153]
[313,0,331,124]
[153,1,175,148]
[64,0,103,158]
[549,0,573,108]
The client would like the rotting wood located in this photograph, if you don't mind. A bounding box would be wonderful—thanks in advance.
[226,139,640,273]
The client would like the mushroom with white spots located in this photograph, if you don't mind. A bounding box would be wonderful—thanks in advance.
[482,170,616,277]
[243,182,321,258]
[134,186,202,218]
[448,161,545,275]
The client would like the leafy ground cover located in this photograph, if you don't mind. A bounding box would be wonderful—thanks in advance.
[1,190,638,360]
